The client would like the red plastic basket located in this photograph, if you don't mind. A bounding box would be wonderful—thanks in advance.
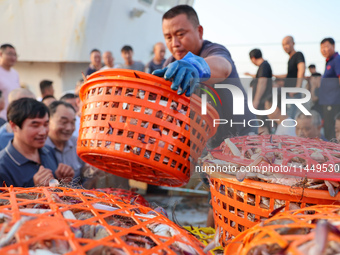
[77,69,219,187]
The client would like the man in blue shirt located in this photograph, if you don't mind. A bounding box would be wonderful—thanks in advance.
[318,38,340,140]
[0,98,74,187]
[85,49,102,76]
[0,88,36,150]
[152,5,256,228]
[153,5,256,149]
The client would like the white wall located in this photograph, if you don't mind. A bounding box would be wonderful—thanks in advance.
[15,62,88,99]
[2,0,194,97]
[0,0,169,64]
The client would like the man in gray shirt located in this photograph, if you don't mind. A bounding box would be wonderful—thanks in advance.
[119,45,145,71]
[45,101,84,184]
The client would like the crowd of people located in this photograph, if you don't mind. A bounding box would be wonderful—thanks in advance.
[244,36,340,142]
[84,43,166,76]
[0,5,339,196]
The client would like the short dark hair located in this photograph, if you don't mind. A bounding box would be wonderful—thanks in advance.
[40,80,53,94]
[335,112,340,121]
[308,64,316,69]
[264,94,282,111]
[7,98,49,129]
[0,44,15,52]
[42,95,56,102]
[249,49,262,59]
[60,93,78,101]
[321,37,335,45]
[295,110,322,127]
[90,49,100,54]
[163,5,199,27]
[121,45,133,53]
[48,101,76,117]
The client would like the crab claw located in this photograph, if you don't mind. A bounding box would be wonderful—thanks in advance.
[248,156,265,168]
[314,220,329,255]
[236,171,247,182]
[203,226,221,253]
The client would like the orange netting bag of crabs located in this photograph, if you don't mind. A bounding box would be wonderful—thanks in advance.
[0,186,207,255]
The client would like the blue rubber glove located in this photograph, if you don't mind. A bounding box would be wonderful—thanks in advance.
[152,52,211,97]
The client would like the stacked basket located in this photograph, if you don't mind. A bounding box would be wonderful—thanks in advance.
[225,205,340,254]
[205,135,340,246]
[77,69,219,187]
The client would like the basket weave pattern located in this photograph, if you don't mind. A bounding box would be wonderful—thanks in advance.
[77,70,218,187]
[210,177,340,246]
[0,186,207,254]
[224,205,340,255]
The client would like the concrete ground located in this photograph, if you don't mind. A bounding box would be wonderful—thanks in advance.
[145,194,210,227]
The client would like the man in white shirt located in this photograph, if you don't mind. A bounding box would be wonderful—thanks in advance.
[0,44,20,120]
[101,51,115,70]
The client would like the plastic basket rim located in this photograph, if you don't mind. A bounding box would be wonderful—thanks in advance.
[223,205,340,255]
[77,151,189,186]
[80,71,220,132]
[209,175,340,200]
[86,68,173,86]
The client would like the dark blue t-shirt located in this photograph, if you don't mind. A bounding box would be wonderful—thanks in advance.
[146,59,166,74]
[284,51,305,88]
[319,52,340,105]
[86,66,98,76]
[0,141,58,187]
[253,60,273,109]
[164,40,257,148]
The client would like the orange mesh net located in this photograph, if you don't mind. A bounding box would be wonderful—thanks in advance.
[0,186,208,254]
[93,188,150,207]
[225,205,340,255]
[77,69,219,187]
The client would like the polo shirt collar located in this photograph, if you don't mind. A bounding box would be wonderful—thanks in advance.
[5,140,48,166]
[326,52,339,62]
[45,137,55,149]
[45,136,74,152]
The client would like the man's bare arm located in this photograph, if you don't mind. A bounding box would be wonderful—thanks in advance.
[296,62,306,88]
[273,74,287,79]
[204,56,232,84]
[244,72,256,78]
